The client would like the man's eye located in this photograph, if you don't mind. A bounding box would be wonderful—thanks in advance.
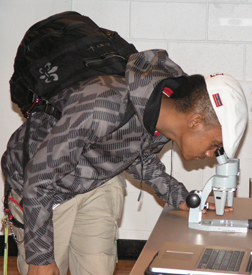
[210,144,219,150]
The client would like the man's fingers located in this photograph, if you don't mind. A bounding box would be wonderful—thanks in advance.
[202,203,234,213]
[224,207,234,212]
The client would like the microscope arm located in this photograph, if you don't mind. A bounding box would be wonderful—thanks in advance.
[187,176,215,224]
[200,176,215,210]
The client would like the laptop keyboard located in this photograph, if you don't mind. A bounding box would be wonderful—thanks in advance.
[197,248,244,272]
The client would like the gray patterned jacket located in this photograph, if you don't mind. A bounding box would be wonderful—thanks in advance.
[2,49,189,265]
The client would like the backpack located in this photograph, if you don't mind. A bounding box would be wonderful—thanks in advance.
[5,11,137,231]
[10,11,137,119]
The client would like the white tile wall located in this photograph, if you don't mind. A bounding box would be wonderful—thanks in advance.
[234,120,252,159]
[245,45,252,81]
[1,1,252,240]
[132,40,168,52]
[208,4,252,41]
[131,2,207,40]
[168,42,244,79]
[240,82,252,114]
[73,0,130,38]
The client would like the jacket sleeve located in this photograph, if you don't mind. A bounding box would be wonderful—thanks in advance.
[125,151,188,209]
[22,81,126,265]
[1,124,26,197]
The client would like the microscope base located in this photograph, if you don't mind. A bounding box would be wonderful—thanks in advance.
[189,219,248,233]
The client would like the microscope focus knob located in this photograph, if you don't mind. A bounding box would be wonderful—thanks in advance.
[186,191,201,208]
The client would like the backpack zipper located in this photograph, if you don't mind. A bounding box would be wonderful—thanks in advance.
[84,54,125,67]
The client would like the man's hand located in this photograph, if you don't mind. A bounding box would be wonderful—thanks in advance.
[178,201,234,213]
[201,202,234,213]
[28,262,59,275]
[178,201,189,211]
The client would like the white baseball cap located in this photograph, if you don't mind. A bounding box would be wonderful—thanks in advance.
[204,73,248,159]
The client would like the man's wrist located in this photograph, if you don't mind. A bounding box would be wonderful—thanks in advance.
[28,262,59,275]
[178,201,189,211]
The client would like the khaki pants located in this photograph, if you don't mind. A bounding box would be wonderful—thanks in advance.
[12,175,126,275]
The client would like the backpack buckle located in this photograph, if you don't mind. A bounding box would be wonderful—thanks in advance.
[44,103,61,120]
[45,104,55,116]
[24,98,40,118]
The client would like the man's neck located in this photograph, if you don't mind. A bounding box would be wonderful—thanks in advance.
[156,97,190,144]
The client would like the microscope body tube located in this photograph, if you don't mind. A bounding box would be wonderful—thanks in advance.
[213,159,239,215]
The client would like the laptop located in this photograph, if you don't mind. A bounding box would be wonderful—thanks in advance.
[145,242,252,275]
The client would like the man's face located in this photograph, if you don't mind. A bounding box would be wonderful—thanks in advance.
[179,124,223,161]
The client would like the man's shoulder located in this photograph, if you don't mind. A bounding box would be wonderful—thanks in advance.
[61,75,128,116]
[82,75,126,91]
[71,75,127,102]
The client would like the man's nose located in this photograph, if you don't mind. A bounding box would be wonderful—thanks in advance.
[205,148,217,158]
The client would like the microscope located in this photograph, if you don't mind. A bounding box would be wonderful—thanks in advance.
[186,147,252,233]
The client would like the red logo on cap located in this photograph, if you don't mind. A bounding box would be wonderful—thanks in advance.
[163,87,173,97]
[212,93,223,107]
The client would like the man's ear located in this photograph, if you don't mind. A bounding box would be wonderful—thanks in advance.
[188,114,204,129]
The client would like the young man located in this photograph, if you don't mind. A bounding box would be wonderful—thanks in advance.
[2,49,248,275]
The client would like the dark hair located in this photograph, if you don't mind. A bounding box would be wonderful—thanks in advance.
[170,74,219,127]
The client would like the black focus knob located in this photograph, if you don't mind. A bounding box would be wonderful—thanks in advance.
[186,191,201,208]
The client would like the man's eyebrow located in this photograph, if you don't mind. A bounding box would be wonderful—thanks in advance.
[216,142,223,147]
[214,140,223,147]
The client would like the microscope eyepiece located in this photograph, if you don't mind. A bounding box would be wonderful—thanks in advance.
[215,147,225,157]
